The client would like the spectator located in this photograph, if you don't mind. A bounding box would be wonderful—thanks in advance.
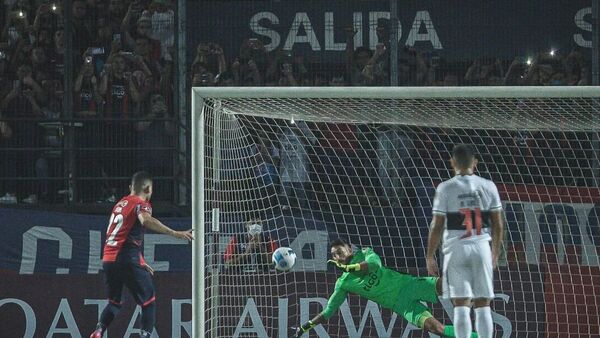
[0,48,11,98]
[92,17,115,69]
[344,26,373,86]
[279,121,316,209]
[135,94,175,199]
[107,0,127,33]
[74,53,103,202]
[47,28,65,79]
[30,46,48,79]
[31,2,59,36]
[71,0,93,53]
[191,61,216,87]
[0,110,17,204]
[143,0,174,61]
[34,28,54,51]
[192,42,226,81]
[121,15,161,61]
[231,58,261,86]
[223,218,278,273]
[74,56,102,117]
[362,43,388,85]
[98,54,137,201]
[0,64,44,204]
[131,36,161,80]
[2,8,30,47]
[254,136,281,207]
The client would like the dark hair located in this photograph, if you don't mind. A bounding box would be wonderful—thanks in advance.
[131,171,152,193]
[331,238,349,248]
[452,144,476,168]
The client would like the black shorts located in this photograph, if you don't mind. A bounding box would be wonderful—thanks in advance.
[103,251,155,307]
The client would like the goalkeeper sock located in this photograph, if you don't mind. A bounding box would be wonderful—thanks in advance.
[453,306,472,338]
[475,306,493,338]
[443,325,479,338]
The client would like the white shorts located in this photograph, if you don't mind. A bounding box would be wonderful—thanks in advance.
[442,241,494,299]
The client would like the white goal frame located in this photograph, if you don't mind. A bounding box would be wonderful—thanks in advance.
[191,86,600,338]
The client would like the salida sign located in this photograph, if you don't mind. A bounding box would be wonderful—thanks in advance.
[190,0,594,61]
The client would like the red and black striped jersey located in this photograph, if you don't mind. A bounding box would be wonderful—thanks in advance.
[102,195,152,262]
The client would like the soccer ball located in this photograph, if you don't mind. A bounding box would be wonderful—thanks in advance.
[272,247,296,272]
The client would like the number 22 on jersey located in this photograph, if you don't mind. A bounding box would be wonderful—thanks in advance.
[106,212,124,246]
[459,207,482,239]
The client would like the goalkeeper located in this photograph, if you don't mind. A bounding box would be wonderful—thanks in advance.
[291,239,477,338]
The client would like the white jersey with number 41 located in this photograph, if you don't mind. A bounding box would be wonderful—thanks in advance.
[432,175,503,254]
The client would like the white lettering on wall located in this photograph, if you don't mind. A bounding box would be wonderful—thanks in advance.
[0,298,36,338]
[232,298,268,337]
[249,12,281,51]
[88,231,102,274]
[144,234,189,271]
[46,299,80,338]
[250,11,440,52]
[20,226,72,274]
[574,7,592,48]
[284,12,322,51]
[172,299,192,338]
[290,230,329,271]
[405,11,442,49]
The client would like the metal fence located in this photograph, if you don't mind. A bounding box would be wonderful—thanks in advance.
[0,0,598,208]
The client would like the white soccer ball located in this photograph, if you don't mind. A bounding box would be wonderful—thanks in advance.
[272,247,296,272]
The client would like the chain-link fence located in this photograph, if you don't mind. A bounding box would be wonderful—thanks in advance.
[0,0,183,207]
[0,0,598,207]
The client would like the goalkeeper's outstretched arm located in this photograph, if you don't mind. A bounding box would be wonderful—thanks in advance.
[291,282,348,337]
[290,314,326,338]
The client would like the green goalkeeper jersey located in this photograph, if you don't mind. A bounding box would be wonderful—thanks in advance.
[321,248,428,320]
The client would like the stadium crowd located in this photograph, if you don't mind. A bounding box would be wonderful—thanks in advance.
[0,0,594,206]
[0,0,176,204]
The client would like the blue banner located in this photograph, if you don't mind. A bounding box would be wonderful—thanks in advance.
[0,208,193,274]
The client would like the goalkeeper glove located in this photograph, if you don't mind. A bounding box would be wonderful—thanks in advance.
[291,320,317,338]
[327,260,361,273]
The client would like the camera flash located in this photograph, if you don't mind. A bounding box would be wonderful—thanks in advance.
[526,59,532,66]
[549,50,555,56]
[52,4,57,11]
[19,11,24,17]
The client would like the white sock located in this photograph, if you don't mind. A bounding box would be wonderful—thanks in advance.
[453,306,472,338]
[475,306,493,338]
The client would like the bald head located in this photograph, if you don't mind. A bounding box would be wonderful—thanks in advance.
[131,171,152,195]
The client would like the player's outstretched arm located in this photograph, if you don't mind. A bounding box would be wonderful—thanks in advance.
[138,212,194,242]
[291,314,325,338]
[327,259,367,273]
[291,283,347,337]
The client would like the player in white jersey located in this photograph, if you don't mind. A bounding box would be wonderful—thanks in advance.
[426,144,504,338]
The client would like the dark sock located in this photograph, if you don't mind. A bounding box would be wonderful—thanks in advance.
[99,302,121,329]
[94,323,106,333]
[141,302,156,334]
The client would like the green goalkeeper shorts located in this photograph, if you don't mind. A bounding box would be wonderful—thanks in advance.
[392,276,439,327]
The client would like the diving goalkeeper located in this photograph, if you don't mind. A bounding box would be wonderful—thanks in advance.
[291,239,477,338]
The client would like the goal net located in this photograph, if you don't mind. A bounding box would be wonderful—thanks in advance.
[192,87,600,338]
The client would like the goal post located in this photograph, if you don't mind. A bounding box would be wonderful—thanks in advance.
[192,86,600,338]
